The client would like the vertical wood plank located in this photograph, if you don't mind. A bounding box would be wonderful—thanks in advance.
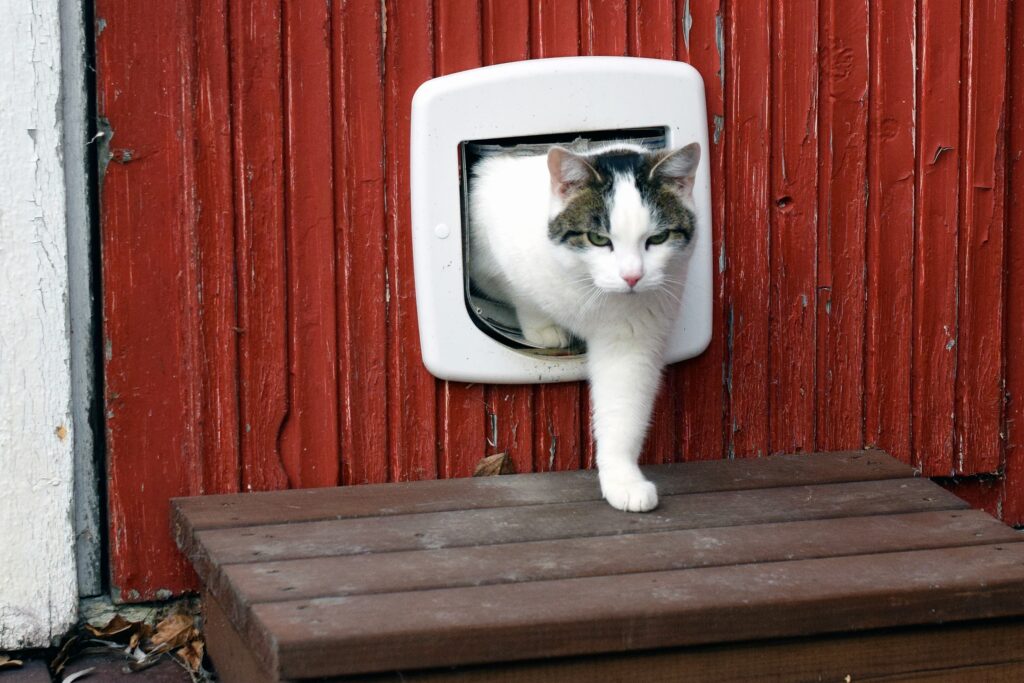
[816,0,868,452]
[769,0,817,455]
[628,0,675,59]
[531,0,584,472]
[483,0,531,65]
[98,0,205,598]
[865,0,916,465]
[581,0,627,56]
[481,0,536,474]
[954,0,1009,475]
[629,0,678,466]
[1003,0,1024,525]
[384,0,439,481]
[435,0,489,479]
[230,0,291,491]
[724,0,772,458]
[913,0,961,476]
[281,0,341,488]
[531,0,581,58]
[676,0,727,462]
[194,0,242,494]
[333,0,389,484]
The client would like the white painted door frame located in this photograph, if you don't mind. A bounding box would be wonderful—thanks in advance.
[0,0,99,649]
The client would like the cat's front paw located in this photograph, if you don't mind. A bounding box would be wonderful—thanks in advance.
[599,472,659,512]
[522,323,571,349]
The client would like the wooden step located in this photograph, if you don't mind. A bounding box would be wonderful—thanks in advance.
[172,450,1024,682]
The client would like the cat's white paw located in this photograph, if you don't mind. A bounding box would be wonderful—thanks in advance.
[522,323,571,349]
[600,473,659,512]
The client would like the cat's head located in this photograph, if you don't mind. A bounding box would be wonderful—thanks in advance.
[546,143,700,294]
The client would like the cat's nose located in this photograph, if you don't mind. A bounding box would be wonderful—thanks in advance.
[622,273,643,288]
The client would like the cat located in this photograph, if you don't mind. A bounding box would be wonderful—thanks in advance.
[468,141,700,512]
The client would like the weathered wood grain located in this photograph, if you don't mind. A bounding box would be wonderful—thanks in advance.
[98,0,211,598]
[816,0,868,452]
[769,0,818,455]
[384,0,438,482]
[173,451,911,533]
[1005,0,1024,526]
[230,0,291,493]
[724,0,771,457]
[581,0,627,56]
[193,0,242,496]
[913,0,962,476]
[259,543,1024,678]
[223,510,1012,605]
[954,0,1009,475]
[281,0,340,489]
[865,0,916,465]
[284,620,1024,683]
[333,0,389,485]
[193,479,961,567]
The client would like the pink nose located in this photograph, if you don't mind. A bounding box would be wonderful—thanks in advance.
[622,274,642,288]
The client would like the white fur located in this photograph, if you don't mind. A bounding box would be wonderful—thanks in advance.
[469,144,697,512]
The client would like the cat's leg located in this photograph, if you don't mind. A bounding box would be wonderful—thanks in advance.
[516,300,572,349]
[587,331,666,512]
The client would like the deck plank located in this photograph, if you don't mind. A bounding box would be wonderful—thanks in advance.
[256,542,1024,678]
[304,618,1024,682]
[172,451,910,533]
[221,510,1019,605]
[193,478,961,569]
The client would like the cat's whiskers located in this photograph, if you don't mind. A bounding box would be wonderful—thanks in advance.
[567,285,605,333]
[657,286,682,306]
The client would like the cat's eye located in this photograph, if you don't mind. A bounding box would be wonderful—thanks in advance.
[646,231,670,247]
[587,232,612,248]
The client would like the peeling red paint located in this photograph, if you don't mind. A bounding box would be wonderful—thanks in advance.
[99,1,1024,600]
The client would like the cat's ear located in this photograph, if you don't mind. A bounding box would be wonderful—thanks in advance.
[547,146,599,198]
[649,142,700,197]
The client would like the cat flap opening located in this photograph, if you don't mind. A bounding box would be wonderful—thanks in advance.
[460,127,669,357]
[411,57,712,383]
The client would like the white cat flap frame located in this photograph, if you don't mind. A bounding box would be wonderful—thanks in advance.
[410,56,712,383]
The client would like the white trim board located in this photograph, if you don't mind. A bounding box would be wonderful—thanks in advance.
[0,0,79,648]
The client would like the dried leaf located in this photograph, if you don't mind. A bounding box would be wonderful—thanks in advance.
[84,614,136,639]
[129,623,153,650]
[149,612,195,650]
[62,667,96,682]
[175,639,205,672]
[0,654,24,669]
[473,452,516,477]
[51,634,80,674]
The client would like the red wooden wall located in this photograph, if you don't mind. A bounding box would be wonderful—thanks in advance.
[95,0,1024,600]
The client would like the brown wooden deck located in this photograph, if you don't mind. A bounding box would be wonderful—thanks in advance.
[172,450,1024,682]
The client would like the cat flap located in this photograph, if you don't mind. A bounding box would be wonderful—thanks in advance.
[411,56,712,383]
